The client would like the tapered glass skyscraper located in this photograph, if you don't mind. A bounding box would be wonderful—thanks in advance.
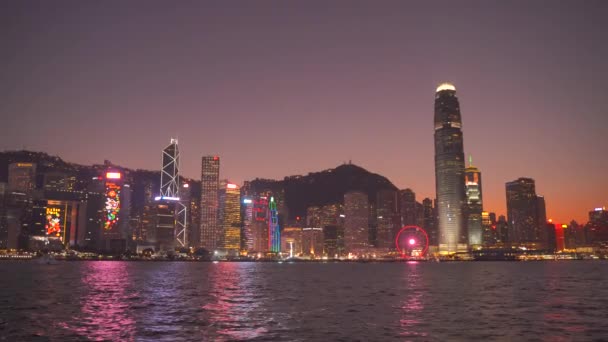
[434,83,467,253]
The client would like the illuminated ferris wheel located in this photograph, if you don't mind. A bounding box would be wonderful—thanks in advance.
[395,225,429,258]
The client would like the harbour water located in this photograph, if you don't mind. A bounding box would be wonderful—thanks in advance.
[1,261,607,341]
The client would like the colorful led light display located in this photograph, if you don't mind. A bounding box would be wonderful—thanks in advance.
[254,197,269,222]
[268,196,281,253]
[104,182,121,230]
[45,207,62,238]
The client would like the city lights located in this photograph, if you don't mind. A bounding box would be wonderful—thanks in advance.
[106,172,121,179]
[104,181,121,230]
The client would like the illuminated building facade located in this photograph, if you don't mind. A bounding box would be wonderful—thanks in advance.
[155,139,187,248]
[161,139,180,199]
[586,207,608,245]
[8,163,36,193]
[506,178,548,249]
[218,182,241,253]
[306,206,321,228]
[323,225,344,257]
[102,170,128,252]
[377,189,400,249]
[185,181,201,249]
[45,206,63,239]
[304,203,344,256]
[434,83,467,253]
[481,211,492,246]
[422,198,437,246]
[43,172,76,192]
[464,157,483,247]
[302,227,324,257]
[281,226,303,258]
[200,156,220,250]
[268,196,280,253]
[83,177,106,250]
[241,196,254,252]
[251,195,269,253]
[344,191,370,254]
[496,215,509,245]
[148,201,176,251]
[104,171,122,233]
[400,189,417,226]
[556,223,567,251]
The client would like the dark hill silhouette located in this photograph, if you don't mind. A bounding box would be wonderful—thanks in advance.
[248,163,398,219]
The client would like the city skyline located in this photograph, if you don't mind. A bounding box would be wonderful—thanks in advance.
[2,1,607,224]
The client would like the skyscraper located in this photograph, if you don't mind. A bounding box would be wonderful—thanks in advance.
[344,191,369,254]
[251,195,269,253]
[156,138,187,248]
[399,189,417,226]
[8,163,36,193]
[377,189,400,249]
[200,156,220,251]
[464,156,483,247]
[268,196,280,253]
[586,207,608,245]
[218,182,241,254]
[102,169,126,252]
[160,139,180,199]
[434,83,467,253]
[422,198,437,246]
[241,196,254,252]
[505,178,547,249]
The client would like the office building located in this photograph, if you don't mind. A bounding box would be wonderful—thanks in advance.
[200,156,220,251]
[434,83,467,253]
[505,178,547,249]
[218,182,241,254]
[464,157,483,247]
[377,189,400,249]
[344,191,370,254]
[586,207,608,245]
[8,163,37,193]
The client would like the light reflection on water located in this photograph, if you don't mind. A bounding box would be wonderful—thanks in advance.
[60,262,137,341]
[400,262,427,339]
[0,261,607,341]
[202,262,269,341]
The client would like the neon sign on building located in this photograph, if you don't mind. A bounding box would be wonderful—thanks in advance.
[104,174,121,230]
[268,196,280,253]
[45,207,62,238]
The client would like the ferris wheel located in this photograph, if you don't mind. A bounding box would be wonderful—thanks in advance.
[395,225,429,258]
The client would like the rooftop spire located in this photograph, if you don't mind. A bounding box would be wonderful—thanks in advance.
[469,155,473,167]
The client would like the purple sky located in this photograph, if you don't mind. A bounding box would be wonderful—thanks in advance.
[1,1,607,223]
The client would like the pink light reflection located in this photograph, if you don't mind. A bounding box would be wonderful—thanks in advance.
[202,263,269,340]
[59,262,136,340]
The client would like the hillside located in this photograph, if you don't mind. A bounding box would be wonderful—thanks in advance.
[248,163,398,219]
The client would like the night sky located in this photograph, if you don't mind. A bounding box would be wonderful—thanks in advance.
[1,1,607,223]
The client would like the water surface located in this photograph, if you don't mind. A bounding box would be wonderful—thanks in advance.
[0,261,606,341]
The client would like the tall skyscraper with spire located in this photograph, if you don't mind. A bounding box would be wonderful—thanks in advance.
[153,139,188,249]
[434,83,467,253]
